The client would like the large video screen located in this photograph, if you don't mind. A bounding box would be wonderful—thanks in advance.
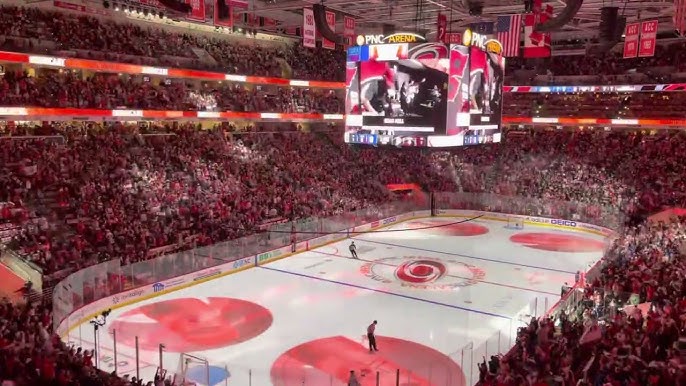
[359,58,448,133]
[345,41,503,147]
[444,46,505,146]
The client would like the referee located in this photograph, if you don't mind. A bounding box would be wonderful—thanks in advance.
[367,320,378,352]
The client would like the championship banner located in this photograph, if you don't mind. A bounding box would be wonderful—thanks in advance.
[229,0,249,27]
[262,17,278,31]
[302,8,316,48]
[638,20,658,57]
[185,0,205,21]
[247,13,259,26]
[523,4,552,57]
[322,11,336,50]
[213,0,232,27]
[623,22,640,58]
[437,13,447,42]
[676,0,686,36]
[343,16,355,47]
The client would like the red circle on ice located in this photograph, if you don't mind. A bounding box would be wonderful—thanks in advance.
[395,260,447,283]
[510,232,606,252]
[108,297,273,352]
[405,221,489,236]
[411,265,433,277]
[270,335,466,386]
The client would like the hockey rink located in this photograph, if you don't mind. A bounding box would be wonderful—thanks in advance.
[65,217,610,386]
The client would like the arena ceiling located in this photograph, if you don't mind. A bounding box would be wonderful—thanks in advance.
[247,0,677,41]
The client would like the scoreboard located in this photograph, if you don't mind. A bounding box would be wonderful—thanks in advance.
[344,30,505,148]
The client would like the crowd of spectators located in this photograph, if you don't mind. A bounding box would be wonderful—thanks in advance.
[5,67,686,119]
[0,70,343,113]
[0,6,346,81]
[504,92,686,119]
[0,126,685,385]
[1,6,686,84]
[481,217,686,386]
[2,4,686,386]
[1,124,686,385]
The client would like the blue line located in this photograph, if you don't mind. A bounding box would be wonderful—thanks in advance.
[352,237,577,274]
[258,265,511,320]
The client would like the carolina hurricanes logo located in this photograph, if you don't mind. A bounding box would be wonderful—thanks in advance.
[408,43,449,59]
[360,256,485,290]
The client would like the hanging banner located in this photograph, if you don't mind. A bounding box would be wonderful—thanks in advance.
[185,0,205,21]
[303,8,316,48]
[523,5,552,58]
[437,13,447,42]
[247,13,259,26]
[623,22,640,58]
[638,20,658,57]
[262,17,278,31]
[343,16,356,47]
[322,11,337,50]
[213,0,232,27]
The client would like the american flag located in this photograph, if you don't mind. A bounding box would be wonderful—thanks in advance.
[676,0,686,36]
[496,14,523,57]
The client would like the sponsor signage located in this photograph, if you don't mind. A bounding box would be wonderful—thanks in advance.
[111,289,144,305]
[462,28,503,55]
[193,268,221,281]
[525,217,549,224]
[356,32,426,46]
[550,219,577,227]
[381,216,397,225]
[371,221,380,228]
[232,256,254,270]
[152,282,165,293]
[257,249,284,264]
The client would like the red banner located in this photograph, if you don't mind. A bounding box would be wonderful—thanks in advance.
[247,13,259,26]
[638,20,658,57]
[233,8,244,26]
[444,33,462,44]
[213,0,232,27]
[437,13,447,42]
[185,0,205,21]
[263,17,278,31]
[322,11,336,50]
[523,5,552,58]
[622,22,640,58]
[286,26,298,36]
[303,8,316,48]
[343,16,355,47]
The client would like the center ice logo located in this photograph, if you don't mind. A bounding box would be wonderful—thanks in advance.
[360,256,485,290]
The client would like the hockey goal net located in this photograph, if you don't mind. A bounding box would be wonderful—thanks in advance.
[505,217,524,230]
[172,353,209,386]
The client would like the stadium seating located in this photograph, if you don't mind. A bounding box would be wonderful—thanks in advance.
[3,5,686,386]
[0,70,343,113]
[1,5,686,84]
[504,92,686,119]
[2,126,686,384]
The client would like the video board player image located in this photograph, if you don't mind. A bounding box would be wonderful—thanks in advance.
[467,47,504,116]
[359,58,448,133]
[445,45,505,145]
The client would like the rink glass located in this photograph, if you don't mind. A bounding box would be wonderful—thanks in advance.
[42,192,621,385]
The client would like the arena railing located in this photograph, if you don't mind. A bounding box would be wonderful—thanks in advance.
[51,192,622,385]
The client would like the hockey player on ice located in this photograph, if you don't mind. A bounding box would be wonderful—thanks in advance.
[349,241,358,259]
